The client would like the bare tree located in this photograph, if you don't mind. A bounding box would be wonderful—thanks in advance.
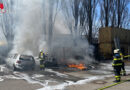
[100,0,112,27]
[100,0,130,28]
[122,13,130,29]
[61,0,81,45]
[0,0,16,51]
[44,0,60,54]
[61,0,73,34]
[1,0,14,44]
[72,0,80,31]
[61,0,98,43]
[116,0,130,28]
[82,0,98,43]
[0,0,15,63]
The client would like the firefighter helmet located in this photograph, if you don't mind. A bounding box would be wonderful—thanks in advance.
[114,49,120,53]
[40,50,43,52]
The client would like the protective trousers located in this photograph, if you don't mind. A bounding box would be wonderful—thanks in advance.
[121,62,126,75]
[114,66,121,82]
[40,59,45,70]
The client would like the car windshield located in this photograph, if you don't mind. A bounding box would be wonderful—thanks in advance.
[20,55,33,61]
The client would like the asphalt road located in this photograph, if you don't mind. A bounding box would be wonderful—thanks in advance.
[0,63,129,90]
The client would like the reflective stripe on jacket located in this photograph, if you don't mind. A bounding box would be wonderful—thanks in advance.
[112,53,123,66]
[39,52,45,60]
[40,64,44,67]
[120,53,124,60]
[112,63,122,66]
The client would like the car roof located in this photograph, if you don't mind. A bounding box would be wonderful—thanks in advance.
[20,55,33,58]
[8,53,33,59]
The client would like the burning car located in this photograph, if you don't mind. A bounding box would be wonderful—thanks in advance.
[6,54,35,71]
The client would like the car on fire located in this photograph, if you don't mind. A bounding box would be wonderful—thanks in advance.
[6,53,35,71]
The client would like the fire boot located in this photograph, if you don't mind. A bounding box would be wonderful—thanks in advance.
[40,64,45,70]
[122,70,126,76]
[121,70,126,76]
[114,76,121,83]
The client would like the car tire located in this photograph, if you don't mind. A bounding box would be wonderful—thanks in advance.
[31,66,35,70]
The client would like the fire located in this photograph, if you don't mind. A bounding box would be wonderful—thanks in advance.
[68,63,86,70]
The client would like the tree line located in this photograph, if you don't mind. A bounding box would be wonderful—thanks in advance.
[61,0,130,43]
[0,0,130,49]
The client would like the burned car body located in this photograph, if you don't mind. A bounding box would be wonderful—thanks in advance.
[6,54,35,70]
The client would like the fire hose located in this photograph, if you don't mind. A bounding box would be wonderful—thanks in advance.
[97,78,130,90]
[124,55,130,58]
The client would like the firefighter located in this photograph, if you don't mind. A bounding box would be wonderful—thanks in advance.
[118,49,126,76]
[112,49,123,82]
[39,50,46,70]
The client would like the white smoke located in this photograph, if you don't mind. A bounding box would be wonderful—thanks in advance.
[10,0,94,64]
[12,0,45,56]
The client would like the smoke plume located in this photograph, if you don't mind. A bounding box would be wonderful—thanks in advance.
[10,0,95,64]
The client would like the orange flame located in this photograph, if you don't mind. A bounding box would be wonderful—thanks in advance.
[68,63,86,70]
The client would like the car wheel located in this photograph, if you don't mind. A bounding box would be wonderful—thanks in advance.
[31,66,35,70]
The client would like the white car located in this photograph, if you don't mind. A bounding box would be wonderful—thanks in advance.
[6,54,35,71]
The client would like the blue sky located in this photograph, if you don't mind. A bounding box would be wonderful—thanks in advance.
[128,3,130,12]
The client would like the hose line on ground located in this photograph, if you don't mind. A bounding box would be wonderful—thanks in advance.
[97,79,130,90]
